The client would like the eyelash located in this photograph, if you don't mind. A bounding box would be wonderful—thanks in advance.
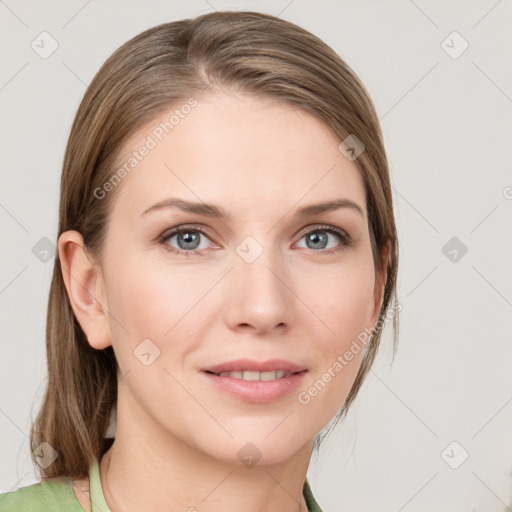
[157,224,353,257]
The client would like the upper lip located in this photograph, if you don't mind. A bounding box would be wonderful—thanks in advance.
[202,358,307,374]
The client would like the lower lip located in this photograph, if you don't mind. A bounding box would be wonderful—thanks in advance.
[202,371,308,403]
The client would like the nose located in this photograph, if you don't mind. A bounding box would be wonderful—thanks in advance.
[223,240,292,335]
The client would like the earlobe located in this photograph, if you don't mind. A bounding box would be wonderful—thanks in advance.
[57,230,112,350]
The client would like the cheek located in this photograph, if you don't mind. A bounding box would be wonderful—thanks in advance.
[300,257,376,346]
[295,261,375,416]
[104,250,216,352]
[110,272,183,338]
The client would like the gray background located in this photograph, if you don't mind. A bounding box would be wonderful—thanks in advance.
[1,0,511,510]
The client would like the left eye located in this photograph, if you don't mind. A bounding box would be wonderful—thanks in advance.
[295,227,346,251]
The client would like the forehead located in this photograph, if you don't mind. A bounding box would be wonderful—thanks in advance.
[108,91,366,222]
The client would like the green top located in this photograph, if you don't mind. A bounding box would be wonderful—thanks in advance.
[0,458,323,511]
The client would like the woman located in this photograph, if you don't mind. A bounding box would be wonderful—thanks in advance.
[0,10,398,511]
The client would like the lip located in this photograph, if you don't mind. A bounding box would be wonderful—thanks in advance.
[202,358,307,374]
[202,370,308,403]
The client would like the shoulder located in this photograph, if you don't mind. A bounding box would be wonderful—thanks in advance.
[0,476,85,512]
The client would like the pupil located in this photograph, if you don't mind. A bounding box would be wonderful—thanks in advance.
[179,232,199,250]
[307,232,327,249]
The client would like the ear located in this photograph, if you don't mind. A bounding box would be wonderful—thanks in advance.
[58,230,112,350]
[369,239,391,328]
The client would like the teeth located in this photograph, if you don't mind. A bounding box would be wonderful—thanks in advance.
[217,370,291,380]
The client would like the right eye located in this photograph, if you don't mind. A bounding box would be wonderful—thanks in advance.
[158,225,217,256]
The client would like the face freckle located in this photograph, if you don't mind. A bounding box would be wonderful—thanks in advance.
[98,90,380,466]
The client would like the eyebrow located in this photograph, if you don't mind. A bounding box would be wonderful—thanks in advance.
[140,197,364,219]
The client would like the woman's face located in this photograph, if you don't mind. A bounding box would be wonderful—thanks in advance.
[93,90,384,465]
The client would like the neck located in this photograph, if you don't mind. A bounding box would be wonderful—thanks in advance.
[100,392,313,512]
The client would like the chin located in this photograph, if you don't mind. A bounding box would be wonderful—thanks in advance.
[203,432,310,468]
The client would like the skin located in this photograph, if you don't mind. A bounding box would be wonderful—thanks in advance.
[59,90,389,512]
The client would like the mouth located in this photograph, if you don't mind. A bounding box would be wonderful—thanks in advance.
[200,359,308,403]
[202,370,308,403]
[202,358,307,376]
[203,369,306,381]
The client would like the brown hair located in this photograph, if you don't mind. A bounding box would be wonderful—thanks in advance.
[30,10,399,480]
